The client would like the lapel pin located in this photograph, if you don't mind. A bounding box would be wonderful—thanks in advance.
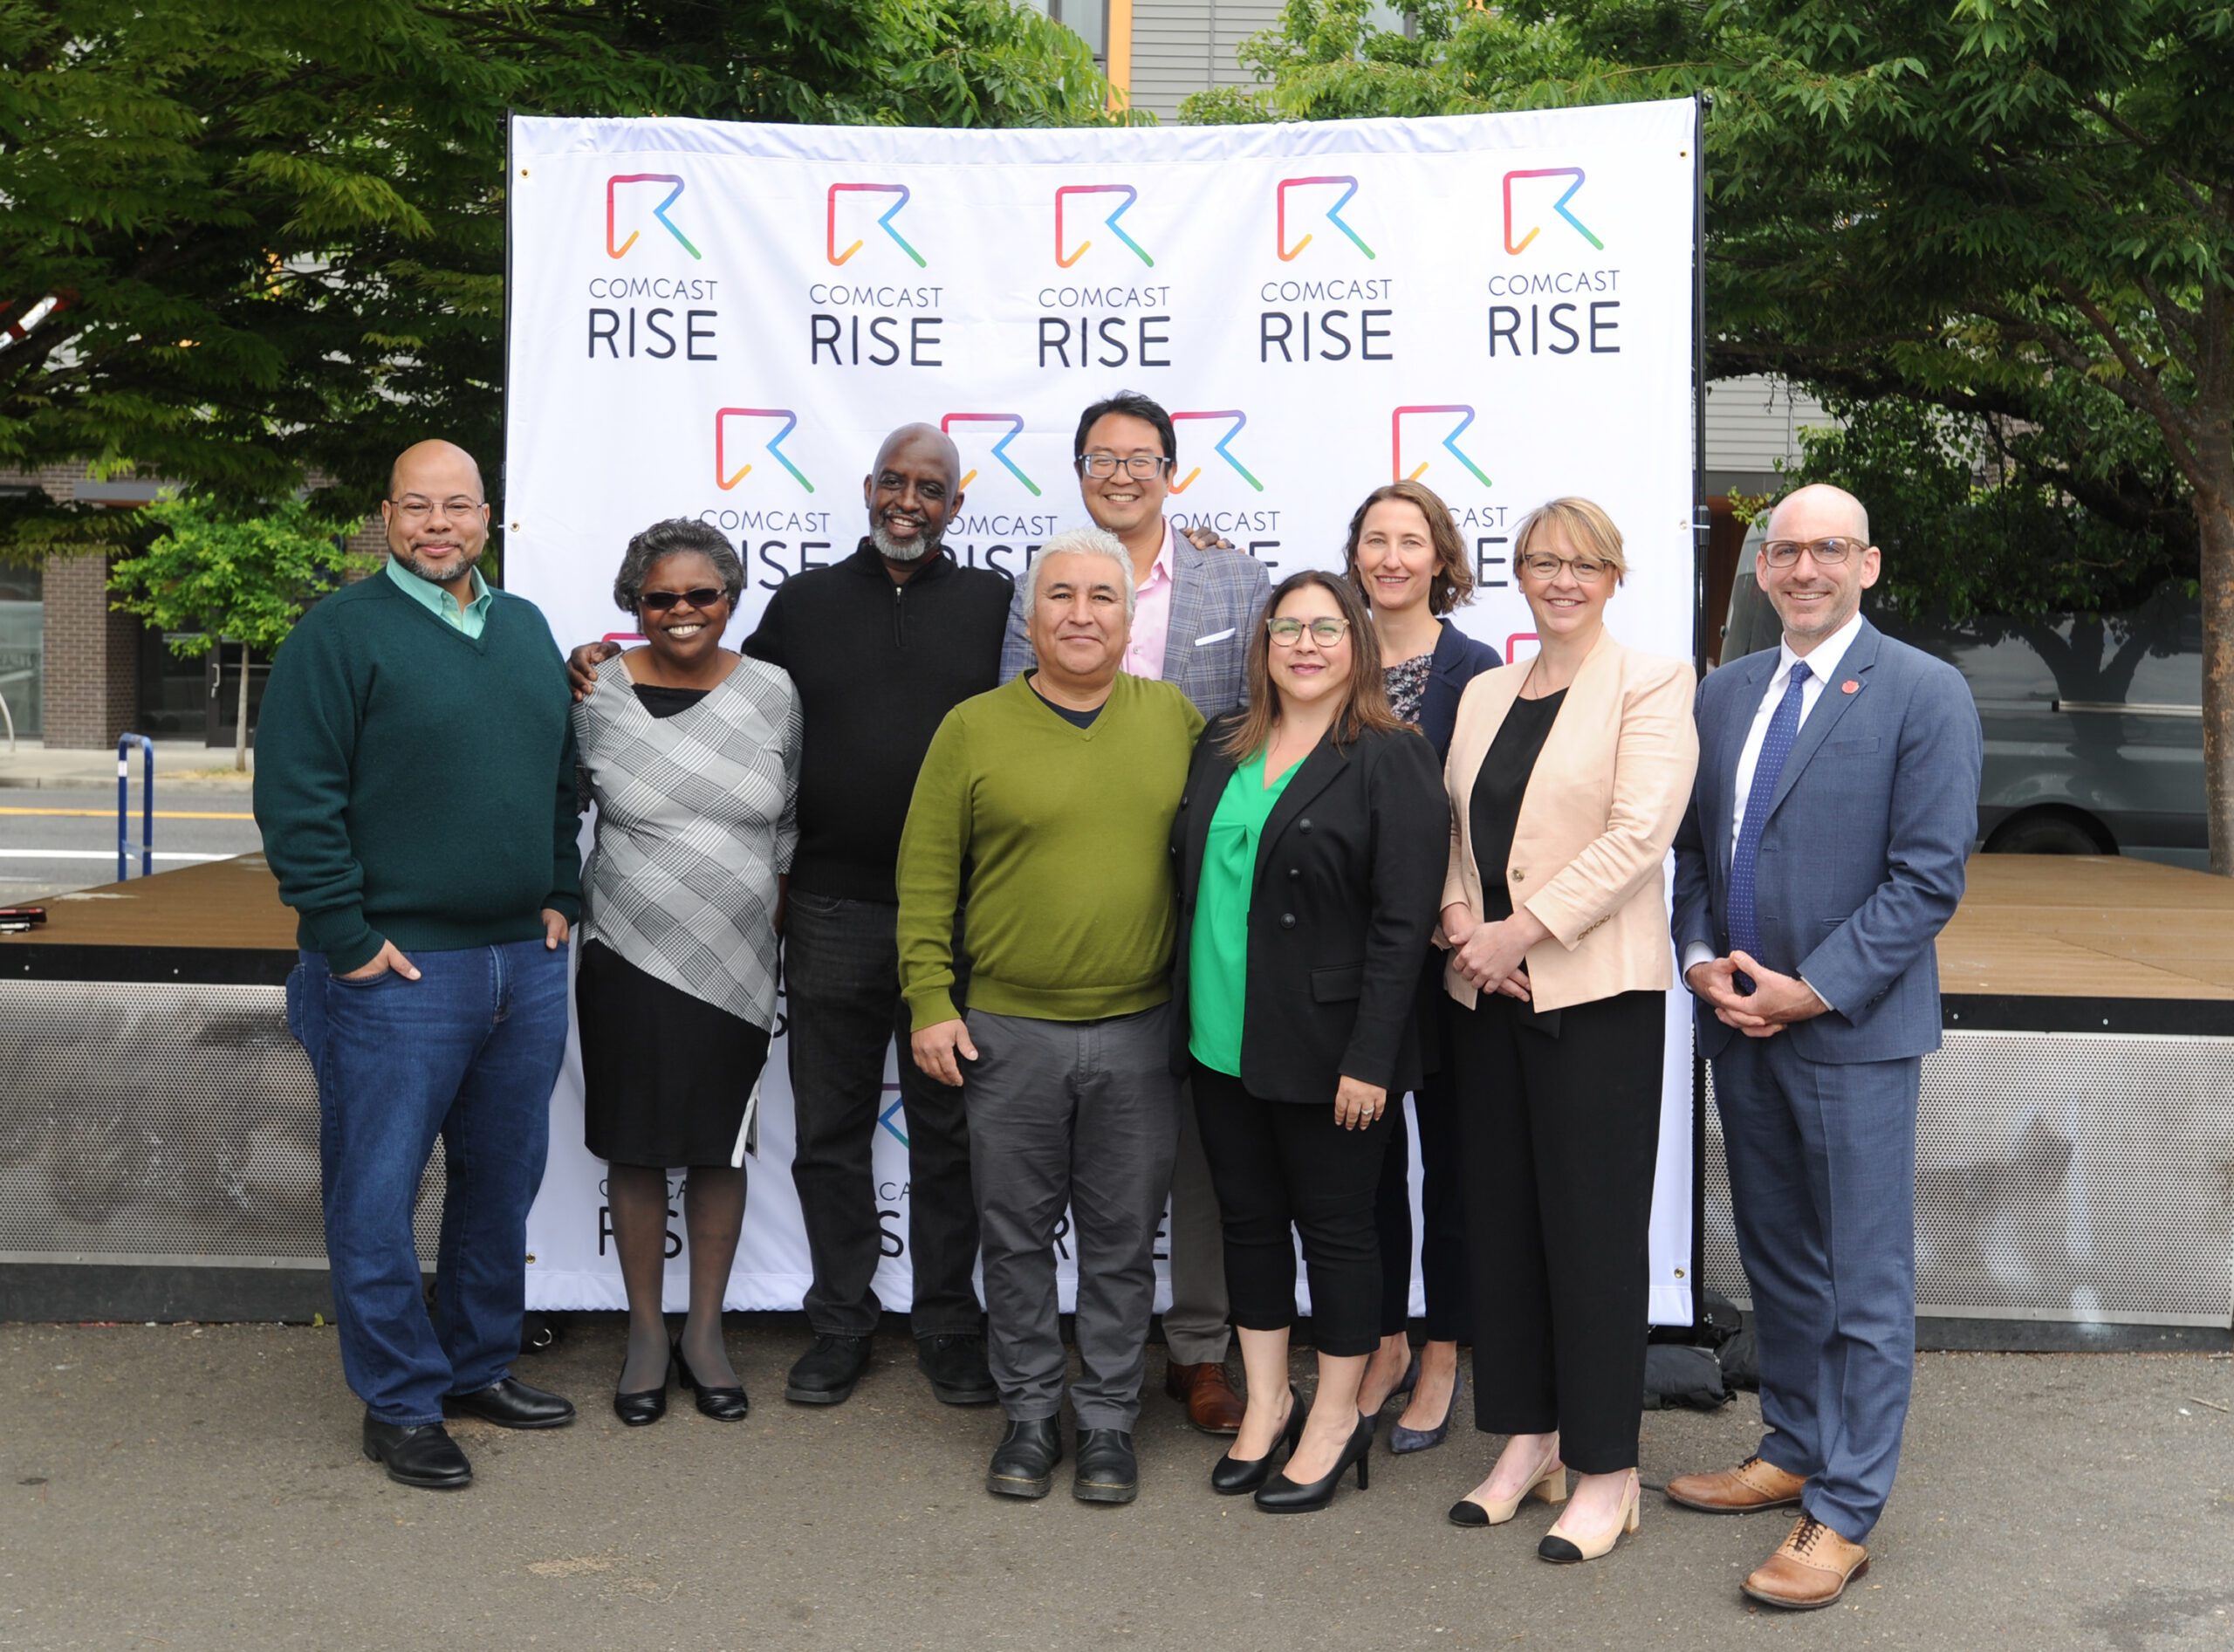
[1840,679,1861,695]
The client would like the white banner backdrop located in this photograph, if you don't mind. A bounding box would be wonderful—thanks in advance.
[507,100,1702,1326]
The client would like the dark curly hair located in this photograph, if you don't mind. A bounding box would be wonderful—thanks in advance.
[612,518,746,616]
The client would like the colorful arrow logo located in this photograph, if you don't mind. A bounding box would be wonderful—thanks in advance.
[1277,175,1375,262]
[827,182,926,268]
[1502,168,1602,255]
[606,174,702,260]
[1391,405,1490,489]
[940,412,1040,497]
[1055,184,1155,269]
[715,408,813,493]
[1169,410,1264,493]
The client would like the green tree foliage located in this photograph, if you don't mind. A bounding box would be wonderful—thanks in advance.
[106,494,374,765]
[1189,0,2234,868]
[0,0,1119,553]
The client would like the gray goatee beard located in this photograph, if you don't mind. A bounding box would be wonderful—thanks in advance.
[871,521,937,563]
[397,543,484,586]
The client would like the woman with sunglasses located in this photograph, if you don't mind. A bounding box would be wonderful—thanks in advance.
[573,518,800,1426]
[1437,498,1696,1562]
[1167,569,1444,1512]
[1340,480,1502,1454]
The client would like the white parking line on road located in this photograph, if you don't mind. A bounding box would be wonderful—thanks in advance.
[0,850,229,862]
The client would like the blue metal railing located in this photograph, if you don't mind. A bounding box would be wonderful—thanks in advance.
[117,733,154,881]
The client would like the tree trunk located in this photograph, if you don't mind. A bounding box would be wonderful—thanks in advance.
[2197,482,2234,876]
[234,642,251,773]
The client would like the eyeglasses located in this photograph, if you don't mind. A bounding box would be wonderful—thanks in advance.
[1267,616,1352,647]
[1761,536,1862,567]
[639,587,728,614]
[387,496,483,523]
[1077,453,1173,479]
[1518,553,1614,585]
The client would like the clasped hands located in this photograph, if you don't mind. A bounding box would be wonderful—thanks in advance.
[1442,903,1543,1002]
[1683,951,1826,1038]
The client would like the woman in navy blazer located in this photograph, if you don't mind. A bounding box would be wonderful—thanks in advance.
[1344,481,1501,1453]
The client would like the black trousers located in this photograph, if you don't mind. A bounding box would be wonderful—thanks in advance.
[1374,997,1472,1341]
[783,890,981,1340]
[1191,1063,1391,1358]
[1451,988,1663,1473]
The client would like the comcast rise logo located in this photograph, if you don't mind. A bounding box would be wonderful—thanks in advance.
[715,408,814,494]
[606,174,701,260]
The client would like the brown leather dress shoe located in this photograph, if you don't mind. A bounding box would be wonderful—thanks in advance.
[1163,1360,1245,1435]
[1743,1515,1869,1609]
[1665,1453,1807,1513]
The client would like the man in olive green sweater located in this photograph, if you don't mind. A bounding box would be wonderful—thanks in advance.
[901,527,1205,1506]
[255,441,582,1492]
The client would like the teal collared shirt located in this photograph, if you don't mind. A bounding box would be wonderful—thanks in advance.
[385,555,492,640]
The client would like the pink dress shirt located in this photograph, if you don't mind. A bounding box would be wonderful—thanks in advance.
[1123,520,1175,682]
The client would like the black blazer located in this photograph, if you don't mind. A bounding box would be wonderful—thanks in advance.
[1169,716,1447,1100]
[1416,621,1504,760]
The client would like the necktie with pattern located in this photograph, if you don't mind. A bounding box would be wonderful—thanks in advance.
[1728,660,1811,987]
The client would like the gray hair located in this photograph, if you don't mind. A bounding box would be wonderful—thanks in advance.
[613,518,746,616]
[1023,526,1136,618]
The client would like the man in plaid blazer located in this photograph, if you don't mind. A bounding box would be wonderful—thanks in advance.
[998,390,1271,1434]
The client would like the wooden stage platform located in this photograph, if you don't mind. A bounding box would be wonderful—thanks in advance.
[9,850,2234,1004]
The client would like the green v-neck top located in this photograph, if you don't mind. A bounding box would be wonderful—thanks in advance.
[1188,749,1299,1075]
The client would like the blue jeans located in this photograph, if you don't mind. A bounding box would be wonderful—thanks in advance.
[287,939,569,1424]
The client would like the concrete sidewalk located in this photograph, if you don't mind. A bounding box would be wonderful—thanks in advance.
[0,738,254,791]
[3,1322,2229,1649]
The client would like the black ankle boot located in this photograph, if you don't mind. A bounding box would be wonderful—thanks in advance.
[986,1417,1062,1499]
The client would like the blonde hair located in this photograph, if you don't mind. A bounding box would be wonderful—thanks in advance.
[1511,497,1629,583]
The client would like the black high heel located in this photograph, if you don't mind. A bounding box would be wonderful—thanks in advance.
[1210,1385,1305,1496]
[612,1347,673,1427]
[1253,1410,1375,1513]
[675,1343,750,1421]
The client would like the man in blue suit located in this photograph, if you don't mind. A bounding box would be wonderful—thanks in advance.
[1669,483,1981,1610]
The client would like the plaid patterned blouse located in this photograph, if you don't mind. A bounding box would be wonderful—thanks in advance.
[573,653,802,1029]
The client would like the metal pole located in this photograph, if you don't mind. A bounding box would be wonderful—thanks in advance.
[116,732,154,880]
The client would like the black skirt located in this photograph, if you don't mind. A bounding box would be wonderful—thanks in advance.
[577,938,771,1168]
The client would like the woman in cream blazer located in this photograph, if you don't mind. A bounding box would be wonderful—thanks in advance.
[1436,497,1697,1566]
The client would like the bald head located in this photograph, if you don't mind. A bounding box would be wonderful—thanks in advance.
[874,423,960,490]
[1766,483,1867,546]
[865,423,964,567]
[382,440,491,597]
[387,439,485,505]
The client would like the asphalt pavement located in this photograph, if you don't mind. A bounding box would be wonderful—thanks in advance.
[0,771,261,906]
[3,1322,2229,1650]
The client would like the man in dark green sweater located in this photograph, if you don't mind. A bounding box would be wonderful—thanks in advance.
[901,527,1205,1506]
[255,440,582,1491]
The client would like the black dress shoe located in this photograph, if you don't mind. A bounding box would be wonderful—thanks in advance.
[613,1349,673,1427]
[986,1417,1062,1499]
[362,1417,472,1490]
[916,1333,998,1406]
[443,1375,577,1429]
[675,1346,750,1421]
[785,1333,873,1405]
[1254,1412,1374,1513]
[1073,1428,1139,1505]
[1210,1385,1304,1496]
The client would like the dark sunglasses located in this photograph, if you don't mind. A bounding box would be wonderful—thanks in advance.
[639,587,728,614]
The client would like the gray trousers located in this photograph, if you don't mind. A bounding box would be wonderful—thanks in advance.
[963,1004,1182,1429]
[1162,1087,1232,1364]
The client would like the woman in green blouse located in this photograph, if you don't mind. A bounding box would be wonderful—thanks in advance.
[1168,571,1446,1513]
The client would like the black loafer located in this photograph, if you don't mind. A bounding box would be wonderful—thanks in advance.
[443,1375,577,1429]
[1073,1428,1139,1505]
[986,1417,1062,1499]
[917,1333,998,1406]
[676,1347,750,1421]
[362,1417,472,1490]
[785,1333,873,1405]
